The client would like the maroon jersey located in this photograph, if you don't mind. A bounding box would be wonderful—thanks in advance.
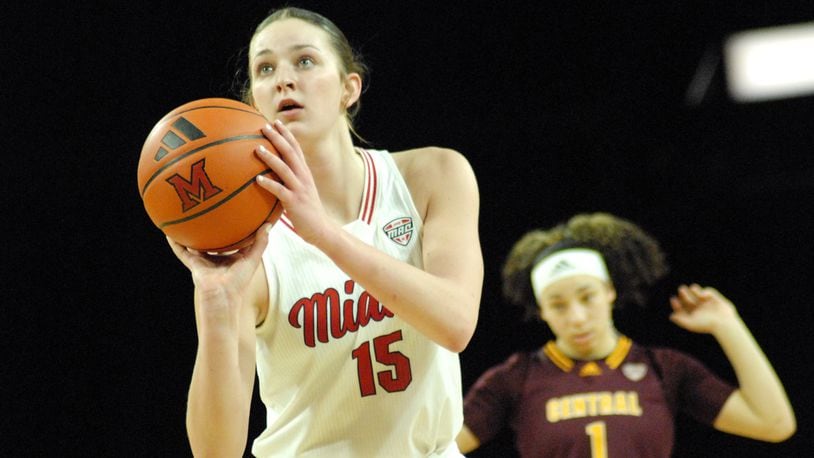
[463,336,735,457]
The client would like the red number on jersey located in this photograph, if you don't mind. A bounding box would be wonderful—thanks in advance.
[351,330,413,397]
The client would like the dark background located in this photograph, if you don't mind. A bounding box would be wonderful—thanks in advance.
[5,1,813,456]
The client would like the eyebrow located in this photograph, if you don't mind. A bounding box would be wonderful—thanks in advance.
[253,44,322,59]
[544,284,596,300]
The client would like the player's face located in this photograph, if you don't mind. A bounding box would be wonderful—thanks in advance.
[537,275,617,359]
[249,18,358,142]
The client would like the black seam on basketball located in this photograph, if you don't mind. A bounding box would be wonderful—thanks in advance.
[158,169,275,228]
[140,134,265,195]
[203,199,281,252]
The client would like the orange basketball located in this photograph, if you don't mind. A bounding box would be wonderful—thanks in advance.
[137,98,283,253]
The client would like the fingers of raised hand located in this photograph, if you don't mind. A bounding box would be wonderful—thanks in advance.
[677,284,699,305]
[256,145,295,195]
[272,120,303,157]
[669,296,684,313]
[262,121,306,172]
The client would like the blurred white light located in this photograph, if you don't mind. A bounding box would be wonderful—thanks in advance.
[724,21,814,102]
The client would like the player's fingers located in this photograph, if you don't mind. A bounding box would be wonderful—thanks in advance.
[245,224,272,262]
[700,284,722,297]
[677,284,699,306]
[167,236,194,266]
[256,145,297,189]
[256,173,293,204]
[690,283,720,303]
[263,123,306,176]
[669,296,684,313]
[272,120,305,160]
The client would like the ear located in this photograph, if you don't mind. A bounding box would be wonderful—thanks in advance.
[341,72,362,108]
[537,301,549,323]
[606,283,617,304]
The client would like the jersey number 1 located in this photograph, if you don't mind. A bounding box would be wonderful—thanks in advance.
[585,421,608,458]
[352,330,413,396]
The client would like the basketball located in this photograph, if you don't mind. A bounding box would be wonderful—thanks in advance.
[137,98,283,254]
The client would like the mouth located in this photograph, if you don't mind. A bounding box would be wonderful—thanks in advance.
[571,331,593,345]
[277,99,303,113]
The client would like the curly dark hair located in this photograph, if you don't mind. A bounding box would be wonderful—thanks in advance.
[502,212,669,321]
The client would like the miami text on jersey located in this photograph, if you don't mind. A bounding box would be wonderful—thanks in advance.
[288,279,394,347]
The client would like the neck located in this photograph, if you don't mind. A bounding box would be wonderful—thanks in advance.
[558,326,620,361]
[298,126,364,224]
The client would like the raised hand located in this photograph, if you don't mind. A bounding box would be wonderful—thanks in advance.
[254,120,333,247]
[669,283,739,334]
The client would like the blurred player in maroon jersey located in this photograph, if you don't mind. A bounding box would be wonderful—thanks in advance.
[457,213,795,457]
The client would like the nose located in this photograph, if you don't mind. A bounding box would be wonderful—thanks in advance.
[274,67,296,93]
[566,303,588,325]
[276,78,295,92]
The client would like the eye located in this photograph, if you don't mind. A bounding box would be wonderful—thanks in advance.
[549,302,567,312]
[257,63,274,76]
[298,56,315,68]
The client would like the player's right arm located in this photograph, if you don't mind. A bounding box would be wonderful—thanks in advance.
[167,225,270,457]
[670,284,796,442]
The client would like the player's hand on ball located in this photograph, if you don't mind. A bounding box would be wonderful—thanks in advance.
[255,120,332,247]
[138,98,283,254]
[166,224,271,323]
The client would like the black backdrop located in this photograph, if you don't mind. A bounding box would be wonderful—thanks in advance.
[5,1,813,456]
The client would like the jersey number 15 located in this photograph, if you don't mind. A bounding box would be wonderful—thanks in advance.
[352,330,413,396]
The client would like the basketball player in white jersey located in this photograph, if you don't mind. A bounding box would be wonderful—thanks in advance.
[167,6,483,457]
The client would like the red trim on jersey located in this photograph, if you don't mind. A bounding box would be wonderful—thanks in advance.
[280,213,296,232]
[358,149,378,224]
[279,150,378,232]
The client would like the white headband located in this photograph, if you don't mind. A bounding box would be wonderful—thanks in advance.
[530,248,610,299]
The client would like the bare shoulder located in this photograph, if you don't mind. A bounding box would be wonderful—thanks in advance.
[391,146,472,177]
[390,146,478,219]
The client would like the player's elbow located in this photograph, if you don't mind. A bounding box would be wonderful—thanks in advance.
[746,410,797,443]
[763,413,796,442]
[442,310,478,353]
[445,330,474,354]
[187,410,250,458]
[188,438,247,458]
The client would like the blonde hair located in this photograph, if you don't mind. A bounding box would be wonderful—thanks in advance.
[240,7,369,140]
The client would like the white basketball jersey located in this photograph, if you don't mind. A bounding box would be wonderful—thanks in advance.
[252,149,463,457]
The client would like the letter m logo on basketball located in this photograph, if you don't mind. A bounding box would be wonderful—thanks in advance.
[166,159,223,212]
[383,217,414,246]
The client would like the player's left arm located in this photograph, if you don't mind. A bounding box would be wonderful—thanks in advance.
[670,284,796,442]
[303,146,483,352]
[343,146,483,352]
[385,146,484,352]
[258,120,482,352]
